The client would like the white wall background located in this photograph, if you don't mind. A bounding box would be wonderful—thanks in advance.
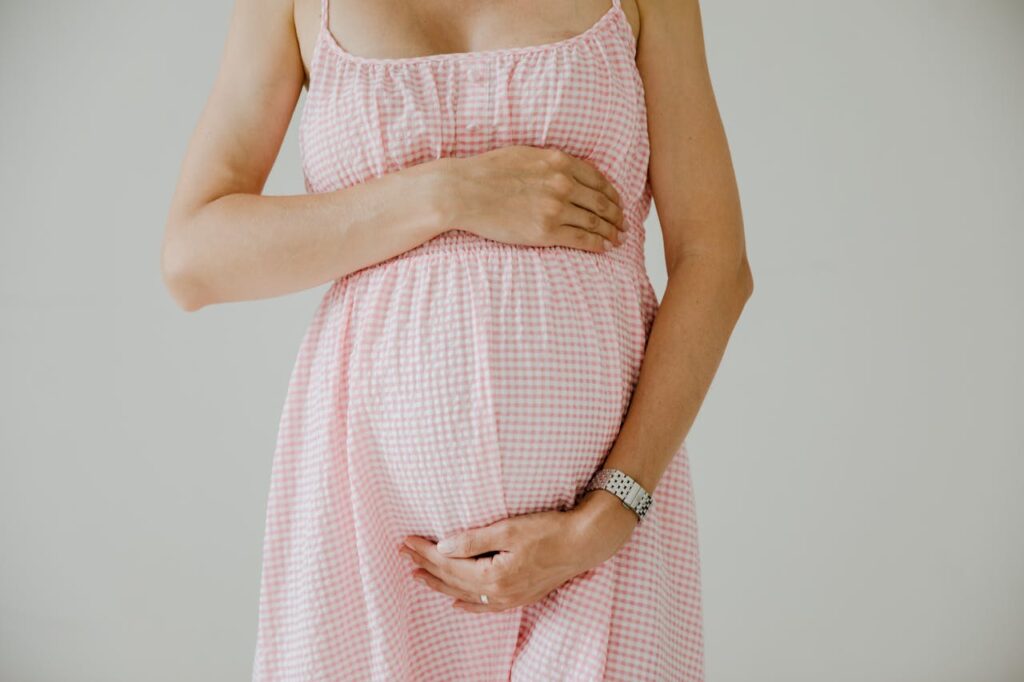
[1,1,1021,680]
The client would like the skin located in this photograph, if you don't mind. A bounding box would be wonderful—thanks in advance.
[163,0,752,613]
[161,0,627,310]
[402,0,753,614]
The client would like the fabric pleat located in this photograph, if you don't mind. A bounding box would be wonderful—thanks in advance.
[254,0,704,679]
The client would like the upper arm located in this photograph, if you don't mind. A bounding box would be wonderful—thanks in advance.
[634,0,747,274]
[166,0,305,225]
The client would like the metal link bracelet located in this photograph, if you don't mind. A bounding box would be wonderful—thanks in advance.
[581,468,653,521]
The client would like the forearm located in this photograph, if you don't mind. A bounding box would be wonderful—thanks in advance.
[576,253,753,526]
[161,159,454,311]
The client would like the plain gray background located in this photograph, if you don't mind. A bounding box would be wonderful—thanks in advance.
[2,1,1022,680]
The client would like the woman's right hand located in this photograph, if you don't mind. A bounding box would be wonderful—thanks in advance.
[440,146,627,253]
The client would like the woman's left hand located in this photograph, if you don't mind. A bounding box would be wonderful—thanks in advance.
[398,490,638,613]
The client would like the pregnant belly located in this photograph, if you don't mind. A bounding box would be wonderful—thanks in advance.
[327,229,656,538]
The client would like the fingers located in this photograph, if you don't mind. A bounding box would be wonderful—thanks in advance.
[411,564,507,612]
[539,149,627,253]
[402,547,508,608]
[548,223,611,253]
[559,204,623,245]
[452,597,510,613]
[434,523,513,559]
[411,567,482,604]
[401,539,499,595]
[403,550,515,610]
[568,183,626,233]
[563,153,622,208]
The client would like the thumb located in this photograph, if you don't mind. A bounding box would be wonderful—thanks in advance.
[436,522,510,558]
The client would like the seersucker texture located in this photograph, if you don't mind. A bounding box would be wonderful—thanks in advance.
[252,0,704,679]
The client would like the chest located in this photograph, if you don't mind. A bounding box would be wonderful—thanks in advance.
[297,6,649,205]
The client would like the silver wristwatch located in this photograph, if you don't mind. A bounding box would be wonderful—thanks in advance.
[582,468,653,521]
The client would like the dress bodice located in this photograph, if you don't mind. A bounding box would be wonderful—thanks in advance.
[299,0,654,270]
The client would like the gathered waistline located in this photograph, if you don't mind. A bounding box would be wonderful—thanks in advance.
[339,228,648,280]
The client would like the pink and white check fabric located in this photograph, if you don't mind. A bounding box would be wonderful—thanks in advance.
[252,0,704,679]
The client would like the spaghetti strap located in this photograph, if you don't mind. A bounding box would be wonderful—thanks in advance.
[253,0,705,678]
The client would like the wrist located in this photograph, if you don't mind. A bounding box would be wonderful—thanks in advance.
[570,488,639,564]
[427,156,469,238]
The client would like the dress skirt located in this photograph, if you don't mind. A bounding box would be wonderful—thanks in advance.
[252,229,704,680]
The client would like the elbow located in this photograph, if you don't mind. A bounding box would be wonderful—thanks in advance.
[724,250,754,317]
[666,246,754,306]
[737,253,754,303]
[160,227,208,312]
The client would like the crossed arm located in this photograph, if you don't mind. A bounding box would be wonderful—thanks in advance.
[401,0,753,612]
[164,0,751,612]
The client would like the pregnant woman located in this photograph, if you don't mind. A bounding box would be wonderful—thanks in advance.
[161,0,752,678]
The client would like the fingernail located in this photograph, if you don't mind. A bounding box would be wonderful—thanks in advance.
[602,239,613,251]
[437,538,456,554]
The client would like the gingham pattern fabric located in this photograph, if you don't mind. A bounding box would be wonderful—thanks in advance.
[251,0,704,679]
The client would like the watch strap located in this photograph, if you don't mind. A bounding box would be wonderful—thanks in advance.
[583,468,653,521]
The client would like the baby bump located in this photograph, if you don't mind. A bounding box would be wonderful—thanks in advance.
[336,231,653,535]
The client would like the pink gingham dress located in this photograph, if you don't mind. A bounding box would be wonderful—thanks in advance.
[251,0,704,679]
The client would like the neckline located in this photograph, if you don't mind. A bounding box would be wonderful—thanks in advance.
[318,3,629,67]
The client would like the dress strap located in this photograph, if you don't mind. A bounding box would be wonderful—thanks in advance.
[320,0,330,30]
[610,0,621,9]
